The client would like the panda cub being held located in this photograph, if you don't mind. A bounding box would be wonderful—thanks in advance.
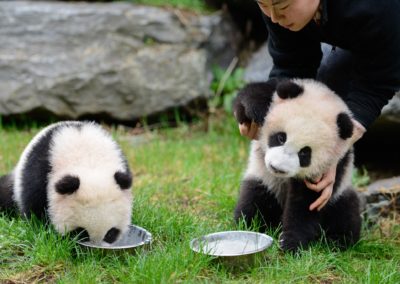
[0,121,133,245]
[233,78,362,252]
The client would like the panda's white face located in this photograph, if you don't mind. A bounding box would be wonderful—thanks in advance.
[49,171,133,245]
[47,123,133,245]
[260,79,353,180]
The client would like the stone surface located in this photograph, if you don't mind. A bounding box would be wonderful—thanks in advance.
[357,176,400,221]
[0,1,237,120]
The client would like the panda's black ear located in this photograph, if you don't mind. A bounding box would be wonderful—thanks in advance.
[114,171,132,190]
[276,80,303,99]
[336,112,354,139]
[55,175,80,195]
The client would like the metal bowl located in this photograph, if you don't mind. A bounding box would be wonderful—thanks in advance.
[190,231,273,268]
[77,224,152,253]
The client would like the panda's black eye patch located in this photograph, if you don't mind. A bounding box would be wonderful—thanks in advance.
[103,227,120,244]
[269,132,286,147]
[298,146,312,167]
[114,171,132,190]
[55,175,80,195]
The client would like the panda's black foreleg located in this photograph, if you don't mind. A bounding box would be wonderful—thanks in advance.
[321,189,361,249]
[234,178,283,232]
[0,174,17,214]
[280,180,321,253]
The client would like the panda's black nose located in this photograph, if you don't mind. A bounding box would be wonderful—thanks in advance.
[270,164,287,175]
[103,227,121,244]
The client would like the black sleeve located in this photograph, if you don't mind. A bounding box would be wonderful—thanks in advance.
[264,15,322,80]
[345,6,400,129]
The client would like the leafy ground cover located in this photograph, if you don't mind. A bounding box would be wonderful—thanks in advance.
[0,117,399,283]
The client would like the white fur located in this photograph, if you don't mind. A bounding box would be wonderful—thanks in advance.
[14,121,133,245]
[249,79,354,201]
[244,141,290,205]
[13,122,67,209]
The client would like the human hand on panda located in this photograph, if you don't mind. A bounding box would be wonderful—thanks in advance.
[306,119,366,211]
[238,121,260,140]
[233,80,279,140]
[305,164,336,211]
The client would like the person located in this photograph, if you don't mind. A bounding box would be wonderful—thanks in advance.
[238,0,400,211]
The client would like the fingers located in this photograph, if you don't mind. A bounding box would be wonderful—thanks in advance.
[248,121,259,140]
[239,123,250,136]
[309,184,333,211]
[238,121,260,140]
[305,165,336,192]
[307,165,336,211]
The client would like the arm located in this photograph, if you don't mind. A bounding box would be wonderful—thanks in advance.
[265,15,322,80]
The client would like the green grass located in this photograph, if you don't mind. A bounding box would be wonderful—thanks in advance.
[0,116,399,283]
[129,0,210,13]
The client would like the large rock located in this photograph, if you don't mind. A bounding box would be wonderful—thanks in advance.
[0,1,237,120]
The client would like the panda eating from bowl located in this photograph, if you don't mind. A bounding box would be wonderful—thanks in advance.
[0,121,133,245]
[233,78,363,253]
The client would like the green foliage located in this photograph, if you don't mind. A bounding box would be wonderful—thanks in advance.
[352,166,371,187]
[129,0,209,13]
[209,66,246,113]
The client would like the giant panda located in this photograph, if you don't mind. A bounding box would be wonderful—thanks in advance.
[233,78,362,252]
[0,121,133,245]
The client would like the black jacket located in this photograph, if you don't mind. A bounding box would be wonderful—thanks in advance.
[265,0,400,128]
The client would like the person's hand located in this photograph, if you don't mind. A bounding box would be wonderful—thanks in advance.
[238,121,260,140]
[305,163,337,211]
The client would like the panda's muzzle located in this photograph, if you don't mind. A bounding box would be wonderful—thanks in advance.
[270,164,288,175]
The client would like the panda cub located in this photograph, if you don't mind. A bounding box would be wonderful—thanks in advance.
[233,78,362,252]
[0,121,133,245]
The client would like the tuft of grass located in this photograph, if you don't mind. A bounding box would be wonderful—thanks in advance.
[352,166,371,187]
[129,0,210,13]
[1,116,399,283]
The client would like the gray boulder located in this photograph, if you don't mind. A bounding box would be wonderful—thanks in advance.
[0,1,237,120]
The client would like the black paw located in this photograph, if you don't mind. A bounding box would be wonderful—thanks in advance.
[233,79,278,125]
[278,231,308,253]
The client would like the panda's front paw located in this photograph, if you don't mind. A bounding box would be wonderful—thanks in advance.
[279,231,307,253]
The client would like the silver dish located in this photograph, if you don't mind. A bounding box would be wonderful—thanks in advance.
[190,231,273,268]
[77,224,152,253]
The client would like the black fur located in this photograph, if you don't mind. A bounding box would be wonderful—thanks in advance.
[269,132,286,147]
[69,227,90,242]
[17,122,85,218]
[337,112,354,139]
[0,174,16,213]
[280,179,321,252]
[321,189,361,248]
[114,171,132,190]
[332,151,352,195]
[103,227,121,243]
[234,179,283,231]
[298,146,312,167]
[234,151,361,253]
[19,125,62,218]
[233,78,279,125]
[276,80,304,99]
[55,175,80,195]
[233,79,361,253]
